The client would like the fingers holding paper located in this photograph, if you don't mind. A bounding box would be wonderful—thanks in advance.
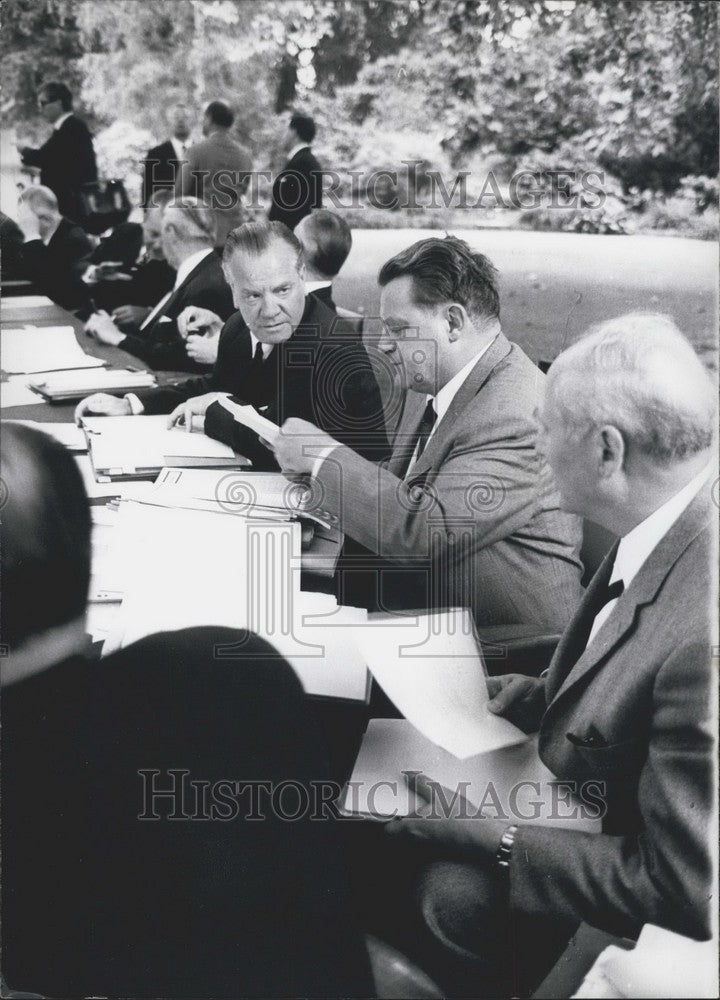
[274,418,340,477]
[167,392,231,431]
[486,674,546,733]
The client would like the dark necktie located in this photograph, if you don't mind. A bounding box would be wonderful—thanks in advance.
[413,399,437,463]
[252,341,265,366]
[566,576,625,673]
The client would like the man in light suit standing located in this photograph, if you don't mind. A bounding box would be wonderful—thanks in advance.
[273,235,584,629]
[386,314,716,997]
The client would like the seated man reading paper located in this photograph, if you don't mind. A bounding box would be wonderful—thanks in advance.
[75,221,389,469]
[379,314,716,997]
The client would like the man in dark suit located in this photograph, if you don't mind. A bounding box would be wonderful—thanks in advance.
[176,100,252,246]
[268,112,323,231]
[84,198,234,372]
[0,422,373,998]
[19,81,97,227]
[295,208,352,313]
[75,221,389,468]
[141,103,192,208]
[16,185,94,311]
[274,236,584,629]
[386,313,716,996]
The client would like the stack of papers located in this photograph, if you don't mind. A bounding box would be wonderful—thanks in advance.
[1,326,105,373]
[1,378,42,408]
[29,368,156,401]
[82,415,245,479]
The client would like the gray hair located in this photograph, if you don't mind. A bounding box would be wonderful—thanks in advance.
[223,220,303,270]
[547,312,716,463]
[162,196,217,245]
[18,185,59,215]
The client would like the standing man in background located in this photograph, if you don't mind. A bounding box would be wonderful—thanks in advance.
[142,103,193,208]
[269,112,323,231]
[19,82,97,228]
[176,100,252,246]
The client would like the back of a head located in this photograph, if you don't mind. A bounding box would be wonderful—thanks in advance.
[163,196,217,246]
[18,185,59,217]
[223,219,303,269]
[378,234,500,322]
[299,210,351,278]
[548,312,717,464]
[289,112,316,144]
[145,187,174,216]
[0,424,91,651]
[205,100,234,130]
[40,81,72,111]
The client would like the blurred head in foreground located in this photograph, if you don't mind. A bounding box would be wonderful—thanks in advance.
[1,423,90,674]
[538,312,716,532]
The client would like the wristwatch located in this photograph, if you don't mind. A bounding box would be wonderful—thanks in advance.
[496,824,519,875]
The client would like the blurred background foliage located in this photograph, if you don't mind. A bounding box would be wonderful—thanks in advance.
[1,0,717,236]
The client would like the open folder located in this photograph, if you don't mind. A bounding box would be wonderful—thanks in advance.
[83,415,248,480]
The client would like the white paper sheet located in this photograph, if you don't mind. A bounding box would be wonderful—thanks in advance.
[5,419,87,449]
[150,468,322,521]
[218,397,280,444]
[1,326,105,373]
[0,378,42,407]
[83,415,236,475]
[353,608,526,758]
[73,455,156,500]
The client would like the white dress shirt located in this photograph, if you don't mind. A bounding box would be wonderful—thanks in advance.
[305,280,332,295]
[138,247,213,331]
[249,332,274,361]
[170,138,187,162]
[53,111,73,131]
[586,460,713,645]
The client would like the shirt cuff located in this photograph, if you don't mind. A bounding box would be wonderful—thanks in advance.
[124,393,144,415]
[311,443,342,480]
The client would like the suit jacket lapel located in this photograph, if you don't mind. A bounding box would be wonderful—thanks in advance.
[546,483,713,710]
[387,391,426,477]
[406,333,513,480]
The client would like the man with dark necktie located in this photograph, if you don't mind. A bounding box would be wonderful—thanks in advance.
[273,235,584,629]
[75,221,389,468]
[383,313,716,997]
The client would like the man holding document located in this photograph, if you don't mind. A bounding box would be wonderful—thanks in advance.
[380,314,716,997]
[76,221,389,468]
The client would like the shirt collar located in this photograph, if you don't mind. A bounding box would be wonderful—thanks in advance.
[305,280,331,293]
[174,247,213,288]
[611,460,714,587]
[431,331,499,425]
[53,111,73,131]
[289,143,309,160]
[170,137,187,160]
[249,332,274,360]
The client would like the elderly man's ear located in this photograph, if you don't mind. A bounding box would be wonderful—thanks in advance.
[598,425,626,477]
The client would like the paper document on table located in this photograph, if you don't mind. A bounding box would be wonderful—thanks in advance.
[74,455,156,501]
[218,397,279,444]
[83,415,238,478]
[2,295,54,309]
[353,608,525,759]
[29,368,156,401]
[0,378,42,407]
[341,720,600,831]
[151,468,327,524]
[1,326,105,373]
[5,420,87,450]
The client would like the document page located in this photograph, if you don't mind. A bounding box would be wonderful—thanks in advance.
[354,608,526,758]
[217,397,280,445]
[1,326,105,373]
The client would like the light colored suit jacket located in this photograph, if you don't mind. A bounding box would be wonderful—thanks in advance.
[511,482,716,941]
[314,333,584,628]
[177,131,252,244]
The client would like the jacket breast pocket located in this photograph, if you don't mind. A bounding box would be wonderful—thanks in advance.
[572,736,647,777]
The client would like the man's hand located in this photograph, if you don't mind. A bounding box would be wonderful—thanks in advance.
[486,673,545,733]
[274,418,340,477]
[85,311,126,346]
[385,773,510,860]
[112,305,151,331]
[177,306,223,341]
[75,393,132,423]
[186,332,219,366]
[167,392,231,431]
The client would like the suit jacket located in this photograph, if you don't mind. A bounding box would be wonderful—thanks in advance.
[120,249,234,372]
[91,256,176,313]
[202,295,389,468]
[141,138,183,207]
[268,146,323,231]
[21,217,94,311]
[313,333,583,628]
[1,627,373,997]
[176,132,253,245]
[510,483,715,941]
[21,115,97,224]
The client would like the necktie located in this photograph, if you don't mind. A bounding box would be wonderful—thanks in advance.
[585,578,624,648]
[252,342,265,366]
[413,399,438,463]
[568,576,624,670]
